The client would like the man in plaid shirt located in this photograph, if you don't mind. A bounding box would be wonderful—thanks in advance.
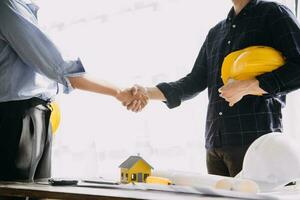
[126,0,300,177]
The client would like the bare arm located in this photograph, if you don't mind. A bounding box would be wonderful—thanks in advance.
[144,87,166,101]
[68,75,121,97]
[68,76,148,111]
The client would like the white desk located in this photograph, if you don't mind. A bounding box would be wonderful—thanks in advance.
[0,181,237,200]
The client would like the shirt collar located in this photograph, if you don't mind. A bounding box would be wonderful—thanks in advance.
[226,0,260,22]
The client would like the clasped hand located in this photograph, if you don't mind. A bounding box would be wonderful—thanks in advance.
[116,85,148,112]
[218,78,263,107]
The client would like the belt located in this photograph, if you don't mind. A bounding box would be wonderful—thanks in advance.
[0,98,49,114]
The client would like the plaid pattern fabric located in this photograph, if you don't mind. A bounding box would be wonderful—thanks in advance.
[157,0,300,149]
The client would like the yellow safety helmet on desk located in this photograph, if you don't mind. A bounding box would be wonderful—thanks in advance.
[221,46,285,84]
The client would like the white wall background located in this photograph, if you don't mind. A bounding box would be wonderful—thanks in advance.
[34,0,300,180]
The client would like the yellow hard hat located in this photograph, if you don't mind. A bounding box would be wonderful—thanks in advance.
[221,46,285,84]
[49,102,61,135]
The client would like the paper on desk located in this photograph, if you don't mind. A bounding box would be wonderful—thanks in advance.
[262,186,300,200]
[76,171,300,200]
[150,170,300,200]
[132,183,277,200]
[133,183,300,200]
[77,181,300,200]
[196,186,300,200]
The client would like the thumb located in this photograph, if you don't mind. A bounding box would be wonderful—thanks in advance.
[131,85,138,96]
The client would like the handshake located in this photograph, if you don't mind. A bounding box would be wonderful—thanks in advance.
[68,75,166,111]
[115,85,149,112]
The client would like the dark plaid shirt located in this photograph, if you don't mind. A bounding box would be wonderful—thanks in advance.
[157,0,300,149]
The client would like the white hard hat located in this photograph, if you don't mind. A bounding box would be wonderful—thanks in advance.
[237,133,300,192]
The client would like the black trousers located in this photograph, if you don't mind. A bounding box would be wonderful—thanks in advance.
[0,98,52,182]
[206,145,250,177]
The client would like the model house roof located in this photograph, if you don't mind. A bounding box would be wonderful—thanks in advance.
[119,156,153,169]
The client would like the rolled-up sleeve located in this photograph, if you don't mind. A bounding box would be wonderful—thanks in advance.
[156,37,208,109]
[0,0,85,93]
[256,4,300,96]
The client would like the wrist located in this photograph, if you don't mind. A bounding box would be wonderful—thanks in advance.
[146,87,156,99]
[114,88,122,99]
[146,87,166,101]
[247,79,265,95]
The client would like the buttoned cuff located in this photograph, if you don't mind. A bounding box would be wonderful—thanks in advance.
[156,82,182,109]
[62,58,86,94]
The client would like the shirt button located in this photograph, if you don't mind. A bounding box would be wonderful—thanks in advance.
[227,40,231,45]
[232,24,236,28]
[219,112,223,116]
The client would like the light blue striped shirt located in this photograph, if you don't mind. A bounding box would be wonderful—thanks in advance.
[0,0,86,102]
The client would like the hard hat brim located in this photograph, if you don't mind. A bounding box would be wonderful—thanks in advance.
[236,171,294,192]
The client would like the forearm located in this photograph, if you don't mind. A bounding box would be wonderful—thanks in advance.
[256,61,300,95]
[68,75,120,98]
[145,87,166,101]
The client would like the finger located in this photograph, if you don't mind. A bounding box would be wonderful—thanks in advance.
[140,97,148,107]
[136,104,142,112]
[227,95,242,107]
[220,85,231,93]
[122,97,132,107]
[125,102,131,107]
[130,100,141,112]
[132,100,139,111]
[126,102,134,110]
[218,87,224,93]
[137,105,143,112]
[134,93,148,106]
[131,85,138,96]
[228,97,237,107]
[220,80,236,92]
[220,92,233,99]
[124,101,132,107]
[140,101,147,110]
[221,93,232,100]
[221,94,232,103]
[221,90,242,99]
[230,99,239,106]
[133,100,142,112]
[140,95,148,103]
[127,100,137,111]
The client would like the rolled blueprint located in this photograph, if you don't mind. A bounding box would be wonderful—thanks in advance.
[152,170,226,187]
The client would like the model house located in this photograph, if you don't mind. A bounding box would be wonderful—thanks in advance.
[119,155,153,183]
